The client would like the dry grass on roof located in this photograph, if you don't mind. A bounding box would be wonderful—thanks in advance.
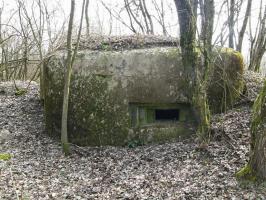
[60,34,179,51]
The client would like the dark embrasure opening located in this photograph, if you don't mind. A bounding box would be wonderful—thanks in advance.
[155,109,179,121]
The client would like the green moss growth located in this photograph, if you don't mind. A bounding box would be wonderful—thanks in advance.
[15,89,27,96]
[101,43,112,51]
[163,48,180,59]
[236,165,257,182]
[192,86,211,141]
[0,153,12,161]
[250,79,266,149]
[207,48,244,113]
[62,143,70,156]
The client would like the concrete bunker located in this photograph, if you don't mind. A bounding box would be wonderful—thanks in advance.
[43,36,244,146]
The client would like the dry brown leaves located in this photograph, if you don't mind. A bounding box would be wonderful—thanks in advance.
[0,74,266,199]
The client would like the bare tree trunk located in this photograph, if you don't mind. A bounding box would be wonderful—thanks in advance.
[200,0,214,46]
[174,0,196,81]
[197,0,214,142]
[22,37,28,80]
[139,0,150,34]
[124,0,145,33]
[101,0,137,34]
[85,0,89,35]
[237,0,252,52]
[151,0,167,35]
[174,0,198,135]
[173,0,199,133]
[18,0,45,98]
[140,0,154,34]
[61,0,86,155]
[248,5,266,72]
[160,0,167,35]
[228,0,235,48]
[61,0,75,155]
[174,0,214,143]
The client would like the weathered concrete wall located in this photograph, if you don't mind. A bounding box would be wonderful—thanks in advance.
[43,47,243,146]
[70,47,187,103]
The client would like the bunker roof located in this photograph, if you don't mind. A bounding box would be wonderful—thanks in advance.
[59,35,179,51]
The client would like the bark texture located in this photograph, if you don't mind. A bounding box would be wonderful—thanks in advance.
[237,80,266,180]
[85,0,90,35]
[174,0,197,88]
[228,0,235,48]
[250,79,266,179]
[61,0,86,155]
[248,6,266,72]
[174,0,213,141]
[61,0,75,155]
[237,0,252,52]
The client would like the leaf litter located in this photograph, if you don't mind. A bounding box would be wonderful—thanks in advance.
[0,72,266,199]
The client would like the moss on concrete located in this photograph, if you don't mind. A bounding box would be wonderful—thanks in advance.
[0,153,12,161]
[207,48,244,113]
[44,57,130,146]
[15,89,27,96]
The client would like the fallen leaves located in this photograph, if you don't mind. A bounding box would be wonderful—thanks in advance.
[0,78,265,199]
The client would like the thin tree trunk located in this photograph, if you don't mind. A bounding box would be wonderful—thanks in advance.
[197,0,214,141]
[19,0,45,98]
[228,0,235,48]
[85,0,89,35]
[139,0,150,34]
[141,0,154,34]
[248,5,266,72]
[61,0,75,155]
[71,0,86,67]
[160,0,167,36]
[200,0,214,49]
[124,0,145,33]
[61,0,86,155]
[237,0,252,52]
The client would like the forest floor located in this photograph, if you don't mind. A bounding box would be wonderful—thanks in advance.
[0,72,266,199]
